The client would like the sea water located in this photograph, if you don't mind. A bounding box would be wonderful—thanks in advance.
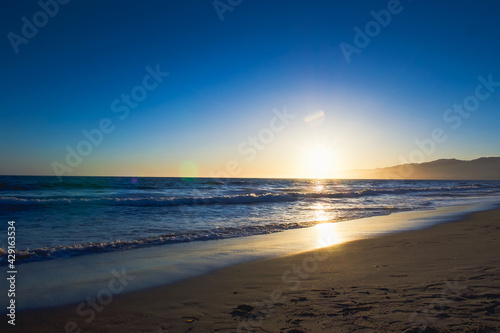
[1,176,500,263]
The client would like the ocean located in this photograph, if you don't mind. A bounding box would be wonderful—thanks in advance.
[2,176,500,265]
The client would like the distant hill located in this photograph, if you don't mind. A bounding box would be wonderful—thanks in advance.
[343,157,500,180]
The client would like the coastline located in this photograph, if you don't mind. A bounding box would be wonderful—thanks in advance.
[8,204,500,332]
[7,201,498,312]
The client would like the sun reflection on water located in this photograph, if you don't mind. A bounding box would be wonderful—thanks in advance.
[311,202,330,222]
[307,180,344,247]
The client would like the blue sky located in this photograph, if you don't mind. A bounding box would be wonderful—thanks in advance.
[1,0,499,178]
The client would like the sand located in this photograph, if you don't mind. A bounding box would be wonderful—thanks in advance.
[8,208,500,332]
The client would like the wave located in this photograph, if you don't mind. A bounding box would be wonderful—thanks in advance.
[0,207,409,265]
[0,177,252,192]
[1,185,498,208]
[0,223,310,264]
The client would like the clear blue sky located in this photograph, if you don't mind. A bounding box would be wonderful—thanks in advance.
[1,0,499,178]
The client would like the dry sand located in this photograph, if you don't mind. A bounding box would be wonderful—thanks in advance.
[9,208,500,332]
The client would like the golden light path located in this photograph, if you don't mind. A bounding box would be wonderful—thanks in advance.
[311,201,344,247]
[315,222,343,247]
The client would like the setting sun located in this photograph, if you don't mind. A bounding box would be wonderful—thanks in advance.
[304,146,337,179]
[2,1,500,331]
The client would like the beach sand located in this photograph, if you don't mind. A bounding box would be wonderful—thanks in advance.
[10,208,500,332]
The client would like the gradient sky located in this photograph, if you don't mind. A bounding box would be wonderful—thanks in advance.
[1,0,500,178]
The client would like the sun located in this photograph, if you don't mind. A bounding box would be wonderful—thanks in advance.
[304,146,337,179]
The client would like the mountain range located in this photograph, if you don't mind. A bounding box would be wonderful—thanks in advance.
[343,157,500,180]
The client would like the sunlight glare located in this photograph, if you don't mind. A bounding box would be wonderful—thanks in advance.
[315,223,342,247]
[305,146,337,179]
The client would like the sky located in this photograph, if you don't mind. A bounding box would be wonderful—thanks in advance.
[1,0,500,178]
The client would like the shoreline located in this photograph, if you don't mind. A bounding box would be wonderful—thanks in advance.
[8,201,498,312]
[7,204,500,332]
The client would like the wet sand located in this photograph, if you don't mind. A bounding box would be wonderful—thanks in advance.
[9,208,500,332]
